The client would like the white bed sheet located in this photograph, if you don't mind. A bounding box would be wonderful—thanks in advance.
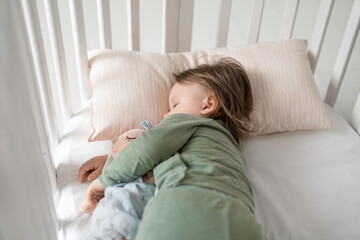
[54,100,111,240]
[243,103,360,240]
[55,100,360,240]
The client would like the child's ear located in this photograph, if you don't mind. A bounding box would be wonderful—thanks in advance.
[201,94,219,116]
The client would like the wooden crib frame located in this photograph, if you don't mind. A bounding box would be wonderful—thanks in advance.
[1,0,359,239]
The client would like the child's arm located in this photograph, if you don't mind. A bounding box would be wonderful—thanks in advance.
[99,113,209,187]
[80,178,105,213]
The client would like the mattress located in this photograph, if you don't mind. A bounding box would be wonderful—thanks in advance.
[55,100,360,240]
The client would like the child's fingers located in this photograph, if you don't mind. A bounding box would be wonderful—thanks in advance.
[79,173,85,183]
[87,168,101,182]
[79,164,95,183]
[79,166,87,182]
[79,170,91,183]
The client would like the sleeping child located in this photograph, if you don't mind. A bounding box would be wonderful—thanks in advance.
[80,57,268,240]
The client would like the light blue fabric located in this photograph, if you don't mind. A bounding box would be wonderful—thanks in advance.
[86,178,155,240]
[86,120,155,240]
[140,120,153,130]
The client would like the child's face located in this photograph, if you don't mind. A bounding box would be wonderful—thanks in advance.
[164,81,208,118]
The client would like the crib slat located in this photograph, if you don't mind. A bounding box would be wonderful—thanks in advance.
[308,0,334,73]
[178,0,194,52]
[44,0,72,125]
[325,0,360,107]
[163,0,194,53]
[351,93,360,134]
[216,0,232,48]
[279,0,299,40]
[69,0,91,105]
[22,0,59,154]
[163,0,179,53]
[127,0,140,51]
[247,0,265,44]
[97,0,112,48]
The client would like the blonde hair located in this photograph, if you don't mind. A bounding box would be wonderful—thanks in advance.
[173,57,254,143]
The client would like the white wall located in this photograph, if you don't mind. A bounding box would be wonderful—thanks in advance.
[1,1,58,239]
[36,0,360,133]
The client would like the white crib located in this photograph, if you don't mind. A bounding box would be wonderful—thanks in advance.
[1,0,360,239]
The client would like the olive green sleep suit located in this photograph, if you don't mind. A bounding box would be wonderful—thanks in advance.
[99,113,267,240]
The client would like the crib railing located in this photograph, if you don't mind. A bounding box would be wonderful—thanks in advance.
[6,0,360,236]
[22,0,360,157]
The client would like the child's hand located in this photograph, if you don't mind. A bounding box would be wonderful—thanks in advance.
[80,178,105,214]
[142,170,155,185]
[79,154,107,183]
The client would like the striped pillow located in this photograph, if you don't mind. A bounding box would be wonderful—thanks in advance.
[88,39,331,142]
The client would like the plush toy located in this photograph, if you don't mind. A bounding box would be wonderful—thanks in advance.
[79,121,153,184]
[79,120,154,213]
[80,121,155,240]
[111,129,145,157]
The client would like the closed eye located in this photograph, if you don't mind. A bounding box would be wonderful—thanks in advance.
[125,136,136,142]
[173,103,178,109]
